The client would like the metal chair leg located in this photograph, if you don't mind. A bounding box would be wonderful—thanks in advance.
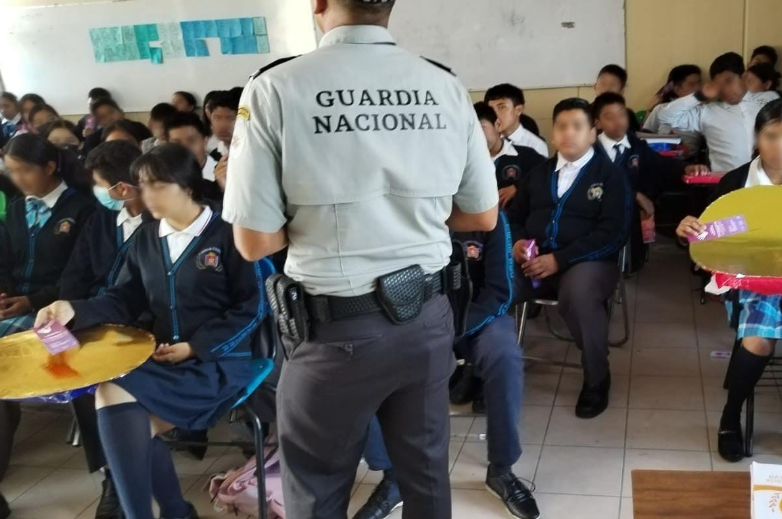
[516,302,529,348]
[745,392,755,458]
[65,417,81,447]
[609,275,630,348]
[245,404,268,519]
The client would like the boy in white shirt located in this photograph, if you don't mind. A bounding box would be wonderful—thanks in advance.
[485,84,549,158]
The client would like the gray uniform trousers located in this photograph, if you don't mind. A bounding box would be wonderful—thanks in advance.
[517,260,619,387]
[277,294,455,519]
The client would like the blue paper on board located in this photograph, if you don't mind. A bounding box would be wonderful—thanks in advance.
[240,18,254,36]
[150,47,163,64]
[256,35,270,54]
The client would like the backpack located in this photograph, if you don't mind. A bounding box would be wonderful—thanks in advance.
[207,443,285,518]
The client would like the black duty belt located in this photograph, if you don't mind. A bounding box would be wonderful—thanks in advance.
[306,267,453,324]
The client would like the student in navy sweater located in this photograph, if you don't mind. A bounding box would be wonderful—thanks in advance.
[0,133,95,485]
[165,112,224,201]
[593,92,684,272]
[594,64,641,133]
[353,212,539,519]
[509,98,631,419]
[37,144,271,519]
[474,102,547,209]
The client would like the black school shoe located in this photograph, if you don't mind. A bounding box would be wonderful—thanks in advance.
[161,503,199,519]
[575,374,611,419]
[0,491,10,519]
[351,474,403,519]
[486,472,540,519]
[718,416,745,463]
[95,475,123,519]
[163,428,209,460]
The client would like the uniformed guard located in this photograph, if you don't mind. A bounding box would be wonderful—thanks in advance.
[223,1,499,518]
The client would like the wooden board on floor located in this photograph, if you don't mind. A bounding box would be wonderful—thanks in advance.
[632,470,750,519]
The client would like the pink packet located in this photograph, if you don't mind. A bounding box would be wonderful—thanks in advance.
[642,213,656,244]
[34,320,80,355]
[687,215,748,244]
[526,240,541,289]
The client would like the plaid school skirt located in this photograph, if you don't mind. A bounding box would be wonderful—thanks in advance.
[727,291,782,340]
[0,313,35,338]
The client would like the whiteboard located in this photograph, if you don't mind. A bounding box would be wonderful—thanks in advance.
[389,0,626,91]
[0,0,317,114]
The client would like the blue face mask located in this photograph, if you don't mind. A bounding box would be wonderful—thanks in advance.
[93,185,125,211]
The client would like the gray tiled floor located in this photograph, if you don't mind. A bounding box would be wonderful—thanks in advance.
[2,241,779,518]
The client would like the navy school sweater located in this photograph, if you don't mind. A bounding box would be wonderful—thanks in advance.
[508,151,631,268]
[495,144,548,190]
[0,188,95,310]
[455,211,514,335]
[593,131,684,198]
[59,206,154,300]
[70,213,268,361]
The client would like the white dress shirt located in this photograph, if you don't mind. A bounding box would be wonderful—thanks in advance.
[116,208,144,243]
[202,155,218,182]
[26,181,68,209]
[658,90,780,172]
[506,125,549,158]
[159,206,213,263]
[492,139,518,162]
[598,133,631,162]
[555,147,595,198]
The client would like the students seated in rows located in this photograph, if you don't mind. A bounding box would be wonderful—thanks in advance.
[18,93,45,133]
[0,93,23,146]
[594,64,641,132]
[142,103,178,153]
[485,84,548,158]
[42,120,84,157]
[659,52,780,173]
[509,98,630,419]
[474,102,546,208]
[77,87,112,138]
[676,99,782,463]
[206,90,239,158]
[28,104,60,135]
[83,98,152,156]
[36,143,271,519]
[0,134,95,487]
[172,91,197,114]
[165,112,225,200]
[749,45,778,69]
[353,211,539,519]
[594,92,683,271]
[102,120,146,148]
[745,63,781,94]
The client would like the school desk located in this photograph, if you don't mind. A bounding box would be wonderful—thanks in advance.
[0,325,154,400]
[632,470,750,519]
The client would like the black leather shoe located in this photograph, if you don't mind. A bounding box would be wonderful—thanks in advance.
[161,503,199,519]
[95,475,123,519]
[575,374,611,419]
[163,428,209,460]
[486,472,540,519]
[450,364,477,406]
[0,491,10,519]
[351,474,403,519]
[718,426,745,463]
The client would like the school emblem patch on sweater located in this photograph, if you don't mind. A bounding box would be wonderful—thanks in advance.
[503,165,519,180]
[587,184,604,201]
[54,218,75,235]
[197,248,224,272]
[464,241,484,261]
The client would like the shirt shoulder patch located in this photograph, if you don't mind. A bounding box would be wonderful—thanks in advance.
[421,57,455,76]
[250,56,301,80]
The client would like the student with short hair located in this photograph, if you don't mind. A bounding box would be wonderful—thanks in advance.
[676,99,782,463]
[749,45,778,68]
[202,90,218,142]
[0,133,95,483]
[659,52,780,173]
[0,93,22,145]
[593,92,683,271]
[165,112,224,199]
[41,120,84,157]
[474,101,546,208]
[509,98,630,419]
[102,120,143,147]
[36,143,270,519]
[141,102,178,153]
[205,91,238,157]
[18,93,45,132]
[172,91,197,113]
[745,63,782,94]
[83,98,151,156]
[28,104,60,134]
[485,84,549,158]
[77,87,112,138]
[594,64,641,132]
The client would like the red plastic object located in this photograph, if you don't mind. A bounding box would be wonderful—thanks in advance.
[714,272,782,295]
[682,173,725,185]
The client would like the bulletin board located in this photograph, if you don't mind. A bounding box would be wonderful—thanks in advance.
[0,0,317,114]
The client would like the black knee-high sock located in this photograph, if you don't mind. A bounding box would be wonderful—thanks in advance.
[0,402,21,482]
[722,346,771,428]
[150,438,189,519]
[97,403,155,519]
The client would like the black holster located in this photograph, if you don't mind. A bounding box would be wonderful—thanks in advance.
[265,274,310,358]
